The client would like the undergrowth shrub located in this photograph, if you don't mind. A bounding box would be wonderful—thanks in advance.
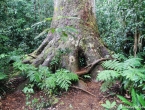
[13,61,78,109]
[0,50,23,98]
[117,88,145,110]
[13,61,78,92]
[97,54,145,93]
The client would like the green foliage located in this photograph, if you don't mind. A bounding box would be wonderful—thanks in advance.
[55,69,78,91]
[23,84,34,94]
[14,62,78,92]
[112,54,127,61]
[42,68,78,91]
[50,48,71,71]
[0,49,24,98]
[0,50,22,80]
[0,72,7,80]
[97,56,145,93]
[101,100,116,110]
[0,0,53,53]
[100,80,114,92]
[23,84,58,109]
[96,0,145,53]
[82,74,91,79]
[97,70,120,81]
[117,89,145,110]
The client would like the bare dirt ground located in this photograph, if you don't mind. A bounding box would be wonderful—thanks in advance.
[0,81,107,110]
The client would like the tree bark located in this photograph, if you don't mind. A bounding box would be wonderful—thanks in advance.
[24,0,111,79]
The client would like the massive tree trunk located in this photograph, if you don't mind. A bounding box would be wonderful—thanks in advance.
[24,0,111,78]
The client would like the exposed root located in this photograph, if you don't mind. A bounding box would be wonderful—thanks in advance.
[71,86,96,97]
[75,58,110,75]
[27,54,36,59]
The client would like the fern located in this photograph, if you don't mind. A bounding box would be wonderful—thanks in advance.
[97,56,145,93]
[14,61,78,92]
[13,61,36,73]
[122,68,145,82]
[123,58,142,69]
[55,69,78,91]
[0,72,7,80]
[97,70,120,81]
[112,53,127,61]
[97,70,119,92]
[44,76,57,89]
[65,71,78,81]
[102,60,123,72]
[122,79,131,90]
[100,80,114,92]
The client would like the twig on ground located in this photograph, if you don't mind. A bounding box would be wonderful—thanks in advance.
[71,86,96,97]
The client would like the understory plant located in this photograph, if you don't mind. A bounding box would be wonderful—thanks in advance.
[97,54,145,93]
[117,89,145,110]
[13,61,78,92]
[101,100,116,110]
[14,61,78,109]
[23,84,58,109]
[0,50,23,98]
[97,54,145,110]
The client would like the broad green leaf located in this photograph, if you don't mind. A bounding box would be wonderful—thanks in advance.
[131,89,138,106]
[117,95,132,106]
[137,94,145,106]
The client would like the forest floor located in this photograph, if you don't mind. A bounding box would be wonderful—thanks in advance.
[0,79,118,110]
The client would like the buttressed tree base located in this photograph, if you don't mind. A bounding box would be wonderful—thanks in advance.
[24,0,111,79]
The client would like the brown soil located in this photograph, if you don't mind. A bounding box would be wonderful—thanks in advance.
[0,81,108,110]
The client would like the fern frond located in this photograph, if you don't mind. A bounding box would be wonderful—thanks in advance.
[112,53,127,61]
[56,73,71,91]
[123,58,142,69]
[122,68,145,82]
[66,72,78,81]
[55,69,78,81]
[55,69,78,91]
[102,60,123,72]
[99,57,144,93]
[97,70,120,81]
[0,72,7,80]
[122,79,131,90]
[100,80,114,92]
[45,76,57,89]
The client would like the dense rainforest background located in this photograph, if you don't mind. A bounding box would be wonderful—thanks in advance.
[0,0,145,110]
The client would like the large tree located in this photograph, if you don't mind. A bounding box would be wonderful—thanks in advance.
[24,0,111,78]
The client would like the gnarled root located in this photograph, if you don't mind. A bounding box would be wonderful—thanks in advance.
[75,58,110,75]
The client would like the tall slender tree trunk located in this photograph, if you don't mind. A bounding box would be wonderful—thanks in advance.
[24,0,111,78]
